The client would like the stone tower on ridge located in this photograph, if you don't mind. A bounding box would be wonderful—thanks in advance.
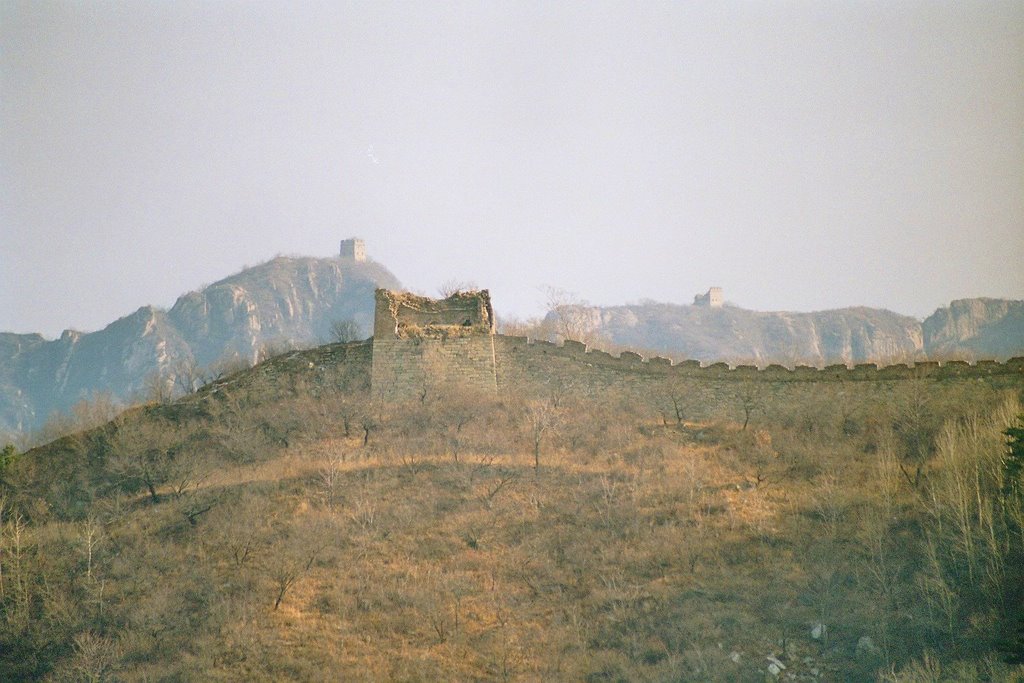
[694,287,723,308]
[340,238,366,262]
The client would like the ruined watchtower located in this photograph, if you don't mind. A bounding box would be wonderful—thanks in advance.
[370,289,497,400]
[694,287,723,308]
[340,238,367,262]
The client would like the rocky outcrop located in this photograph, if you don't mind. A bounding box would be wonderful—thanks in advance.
[922,298,1024,359]
[165,257,396,368]
[0,257,400,437]
[0,333,47,435]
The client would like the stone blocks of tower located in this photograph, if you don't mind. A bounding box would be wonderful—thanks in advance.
[340,238,366,262]
[694,287,723,307]
[370,289,498,400]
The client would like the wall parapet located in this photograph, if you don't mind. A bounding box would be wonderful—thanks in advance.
[364,289,1021,405]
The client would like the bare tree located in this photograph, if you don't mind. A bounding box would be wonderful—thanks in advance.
[204,497,271,568]
[524,398,561,474]
[496,314,551,340]
[479,469,519,509]
[358,412,378,447]
[542,286,603,346]
[263,529,326,611]
[432,386,487,463]
[736,380,763,431]
[438,279,478,297]
[0,503,32,629]
[891,374,937,488]
[257,339,300,363]
[54,631,121,683]
[80,516,104,582]
[209,354,252,381]
[659,377,692,427]
[28,392,124,446]
[142,370,174,404]
[330,364,369,439]
[108,418,190,503]
[172,356,208,395]
[329,318,363,343]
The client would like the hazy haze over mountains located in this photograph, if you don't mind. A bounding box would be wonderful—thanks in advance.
[2,3,1022,336]
[2,3,1023,437]
[1,252,1021,438]
[568,297,1024,367]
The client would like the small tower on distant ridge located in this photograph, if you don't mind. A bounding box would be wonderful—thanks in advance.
[340,238,366,262]
[694,287,723,308]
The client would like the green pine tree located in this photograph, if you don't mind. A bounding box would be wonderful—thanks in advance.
[1004,417,1024,497]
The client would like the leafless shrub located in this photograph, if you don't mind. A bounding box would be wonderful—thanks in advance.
[51,631,121,682]
[329,318,363,343]
[438,279,479,298]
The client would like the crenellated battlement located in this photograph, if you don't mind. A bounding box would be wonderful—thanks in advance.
[491,333,1023,382]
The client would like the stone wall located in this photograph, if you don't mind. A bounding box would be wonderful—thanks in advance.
[694,287,723,307]
[365,288,1024,416]
[339,238,366,262]
[493,336,1024,385]
[195,339,374,400]
[491,334,1023,420]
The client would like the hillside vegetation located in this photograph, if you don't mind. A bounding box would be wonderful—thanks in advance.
[1,344,1023,681]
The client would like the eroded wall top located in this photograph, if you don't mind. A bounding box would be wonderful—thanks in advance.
[374,289,495,340]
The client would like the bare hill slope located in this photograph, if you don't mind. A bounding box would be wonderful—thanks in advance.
[3,337,1022,680]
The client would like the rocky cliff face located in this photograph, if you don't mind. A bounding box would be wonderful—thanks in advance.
[553,299,1022,367]
[922,298,1024,360]
[165,257,396,368]
[0,257,400,437]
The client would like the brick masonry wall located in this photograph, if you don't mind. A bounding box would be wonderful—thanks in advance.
[371,336,497,401]
[194,339,374,401]
[366,331,1022,413]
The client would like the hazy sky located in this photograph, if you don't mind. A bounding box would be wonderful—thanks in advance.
[2,1,1022,337]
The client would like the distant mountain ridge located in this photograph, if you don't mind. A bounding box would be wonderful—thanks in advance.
[561,297,1024,367]
[0,256,400,437]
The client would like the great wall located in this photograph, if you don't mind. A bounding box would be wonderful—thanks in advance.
[196,287,1023,425]
[360,289,1023,416]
